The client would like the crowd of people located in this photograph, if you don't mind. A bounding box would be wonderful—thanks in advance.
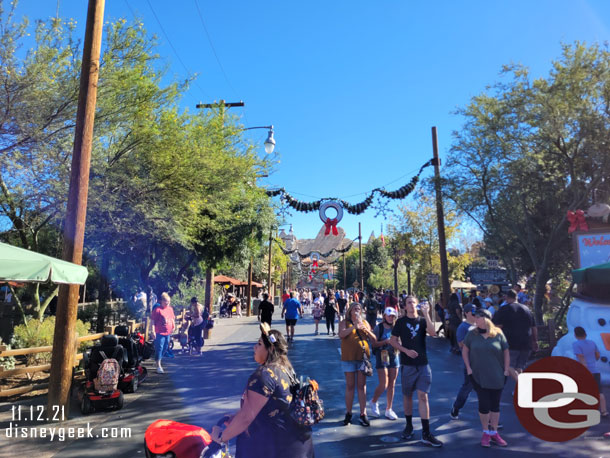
[142,284,608,455]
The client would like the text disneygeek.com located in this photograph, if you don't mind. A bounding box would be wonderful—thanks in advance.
[4,422,132,441]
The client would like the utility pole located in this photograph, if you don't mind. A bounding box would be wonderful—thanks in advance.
[432,127,451,308]
[197,100,243,313]
[267,229,273,298]
[247,257,253,317]
[48,0,105,417]
[359,222,364,294]
[343,252,346,291]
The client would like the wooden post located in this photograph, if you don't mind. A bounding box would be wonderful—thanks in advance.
[48,0,105,418]
[359,222,364,293]
[431,127,451,308]
[205,268,214,314]
[247,258,253,317]
[343,252,346,291]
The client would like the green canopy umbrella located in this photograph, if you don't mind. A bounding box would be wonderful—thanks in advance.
[572,261,610,285]
[0,242,88,285]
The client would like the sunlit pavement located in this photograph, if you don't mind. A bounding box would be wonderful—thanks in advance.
[1,310,609,457]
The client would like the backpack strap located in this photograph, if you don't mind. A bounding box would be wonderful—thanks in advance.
[99,351,108,360]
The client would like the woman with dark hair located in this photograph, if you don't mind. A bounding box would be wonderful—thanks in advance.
[211,323,313,458]
[324,291,339,336]
[447,293,463,354]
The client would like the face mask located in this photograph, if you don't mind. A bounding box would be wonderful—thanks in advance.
[477,327,487,334]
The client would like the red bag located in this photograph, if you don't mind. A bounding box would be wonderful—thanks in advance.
[145,419,212,458]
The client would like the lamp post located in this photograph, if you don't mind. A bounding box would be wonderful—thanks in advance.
[196,100,275,314]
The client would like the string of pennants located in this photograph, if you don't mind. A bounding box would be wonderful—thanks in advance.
[265,159,434,215]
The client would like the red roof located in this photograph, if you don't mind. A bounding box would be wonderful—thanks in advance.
[213,275,241,285]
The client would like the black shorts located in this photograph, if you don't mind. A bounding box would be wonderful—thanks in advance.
[285,318,297,326]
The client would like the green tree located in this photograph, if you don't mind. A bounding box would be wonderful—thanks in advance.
[444,43,610,323]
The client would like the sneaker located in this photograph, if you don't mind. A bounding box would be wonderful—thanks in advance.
[401,425,414,440]
[156,367,164,374]
[385,409,398,420]
[359,414,370,427]
[369,401,380,418]
[481,432,491,448]
[490,432,507,446]
[343,412,352,426]
[450,406,459,420]
[421,432,443,447]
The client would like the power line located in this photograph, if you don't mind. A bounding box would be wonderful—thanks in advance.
[193,1,250,127]
[143,0,211,101]
[194,0,237,97]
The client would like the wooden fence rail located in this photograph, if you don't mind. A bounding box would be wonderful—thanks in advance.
[0,323,143,398]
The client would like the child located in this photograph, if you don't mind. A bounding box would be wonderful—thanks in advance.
[312,300,323,335]
[573,326,607,416]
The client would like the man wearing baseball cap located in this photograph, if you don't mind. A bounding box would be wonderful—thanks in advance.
[450,303,477,419]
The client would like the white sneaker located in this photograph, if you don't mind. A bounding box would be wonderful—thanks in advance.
[385,408,398,420]
[156,367,164,374]
[369,401,380,418]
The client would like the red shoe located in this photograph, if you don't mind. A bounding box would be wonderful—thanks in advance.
[490,432,507,446]
[481,432,491,448]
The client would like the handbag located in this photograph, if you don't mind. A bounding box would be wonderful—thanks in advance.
[355,329,373,377]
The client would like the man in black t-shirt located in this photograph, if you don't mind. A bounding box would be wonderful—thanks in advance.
[390,296,443,447]
[258,293,275,326]
[492,289,538,382]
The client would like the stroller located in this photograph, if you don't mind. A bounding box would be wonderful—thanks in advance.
[80,334,125,414]
[114,325,148,393]
[144,417,231,458]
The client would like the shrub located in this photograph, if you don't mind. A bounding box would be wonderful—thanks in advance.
[0,338,16,371]
[11,317,93,365]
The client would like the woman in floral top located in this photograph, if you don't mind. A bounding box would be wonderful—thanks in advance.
[211,323,313,458]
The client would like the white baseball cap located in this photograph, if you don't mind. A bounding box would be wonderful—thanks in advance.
[384,307,398,317]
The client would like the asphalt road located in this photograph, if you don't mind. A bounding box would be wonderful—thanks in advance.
[0,309,609,457]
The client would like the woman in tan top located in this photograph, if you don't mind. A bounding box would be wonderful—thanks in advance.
[338,302,376,426]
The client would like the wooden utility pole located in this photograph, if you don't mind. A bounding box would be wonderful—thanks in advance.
[431,127,451,307]
[246,258,253,316]
[343,252,346,291]
[359,222,364,293]
[48,0,105,416]
[267,229,273,297]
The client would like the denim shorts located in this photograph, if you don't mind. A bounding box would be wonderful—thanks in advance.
[375,351,400,369]
[341,360,361,373]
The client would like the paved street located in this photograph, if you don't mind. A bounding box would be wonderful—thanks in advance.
[1,309,609,457]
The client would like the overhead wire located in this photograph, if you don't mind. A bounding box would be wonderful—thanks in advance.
[143,0,211,102]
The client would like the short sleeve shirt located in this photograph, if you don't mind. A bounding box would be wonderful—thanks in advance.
[456,321,472,344]
[237,364,307,456]
[572,339,599,374]
[152,306,175,335]
[464,331,509,389]
[492,302,535,350]
[283,298,301,320]
[392,316,428,366]
[259,300,274,322]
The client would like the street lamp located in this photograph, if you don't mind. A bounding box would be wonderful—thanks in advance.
[242,125,275,155]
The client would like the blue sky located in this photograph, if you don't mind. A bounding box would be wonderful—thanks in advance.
[13,0,610,244]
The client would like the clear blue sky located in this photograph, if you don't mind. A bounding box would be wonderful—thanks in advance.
[13,0,610,244]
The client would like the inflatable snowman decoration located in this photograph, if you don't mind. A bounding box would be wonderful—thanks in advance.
[552,296,610,385]
[552,202,610,385]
